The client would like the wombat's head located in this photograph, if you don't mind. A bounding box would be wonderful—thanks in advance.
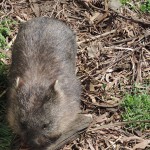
[7,77,80,148]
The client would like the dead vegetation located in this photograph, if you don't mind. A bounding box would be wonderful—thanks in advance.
[0,0,150,150]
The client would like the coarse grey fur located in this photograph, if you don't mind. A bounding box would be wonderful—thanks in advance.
[7,17,81,149]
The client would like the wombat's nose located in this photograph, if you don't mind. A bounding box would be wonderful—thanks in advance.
[23,131,61,147]
[22,130,39,147]
[25,133,48,147]
[27,136,50,148]
[34,134,61,146]
[35,135,48,145]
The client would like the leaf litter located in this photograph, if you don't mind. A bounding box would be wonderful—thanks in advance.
[0,0,150,149]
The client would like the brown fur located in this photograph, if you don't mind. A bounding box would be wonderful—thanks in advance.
[7,17,81,149]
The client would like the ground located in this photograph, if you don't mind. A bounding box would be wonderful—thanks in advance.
[0,0,150,150]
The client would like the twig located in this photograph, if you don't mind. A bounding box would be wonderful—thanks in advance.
[6,35,17,51]
[29,0,40,17]
[0,49,11,58]
[0,0,14,19]
[78,29,116,44]
[112,37,136,44]
[104,46,134,51]
[88,120,150,131]
[117,13,150,27]
[81,99,121,108]
[0,90,7,97]
[107,53,131,69]
[50,0,60,18]
[105,136,122,150]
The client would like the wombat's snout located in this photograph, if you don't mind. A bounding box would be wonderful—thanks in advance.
[22,129,61,148]
[21,130,47,147]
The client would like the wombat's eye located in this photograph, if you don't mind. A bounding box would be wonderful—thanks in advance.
[42,124,49,129]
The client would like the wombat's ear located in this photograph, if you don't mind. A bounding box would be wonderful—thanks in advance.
[50,80,63,96]
[15,77,24,89]
[53,80,60,92]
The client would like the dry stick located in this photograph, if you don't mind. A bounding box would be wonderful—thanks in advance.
[106,53,131,70]
[112,32,150,45]
[104,46,134,51]
[79,0,93,13]
[88,2,150,26]
[0,49,11,58]
[117,13,150,26]
[81,99,121,108]
[89,2,106,12]
[105,136,122,150]
[110,32,150,51]
[29,0,40,17]
[0,90,7,98]
[88,120,150,132]
[112,37,136,44]
[95,11,108,25]
[16,16,26,22]
[0,0,14,19]
[104,0,108,11]
[0,0,5,5]
[50,0,60,18]
[7,35,17,50]
[93,0,109,24]
[78,29,116,45]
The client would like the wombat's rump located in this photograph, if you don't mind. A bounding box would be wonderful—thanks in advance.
[7,17,81,149]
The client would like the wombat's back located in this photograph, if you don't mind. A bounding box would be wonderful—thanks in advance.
[10,17,77,81]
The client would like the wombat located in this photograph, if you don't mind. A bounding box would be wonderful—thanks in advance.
[7,17,81,149]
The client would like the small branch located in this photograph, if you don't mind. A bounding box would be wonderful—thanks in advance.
[88,120,150,131]
[112,37,136,44]
[104,46,134,51]
[81,99,121,108]
[78,29,116,44]
[0,90,7,98]
[29,0,40,17]
[50,0,60,18]
[117,13,150,27]
[0,49,11,58]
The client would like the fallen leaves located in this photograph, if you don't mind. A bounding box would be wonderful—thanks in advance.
[122,136,150,150]
[1,0,150,150]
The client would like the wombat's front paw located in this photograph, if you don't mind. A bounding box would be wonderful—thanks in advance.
[46,114,93,150]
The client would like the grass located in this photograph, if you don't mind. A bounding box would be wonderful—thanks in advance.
[120,0,150,13]
[140,0,150,13]
[0,100,13,150]
[0,58,12,150]
[121,85,150,131]
[120,0,130,5]
[0,67,12,150]
[0,18,14,150]
[0,18,16,49]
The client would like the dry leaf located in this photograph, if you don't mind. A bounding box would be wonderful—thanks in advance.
[133,140,150,150]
